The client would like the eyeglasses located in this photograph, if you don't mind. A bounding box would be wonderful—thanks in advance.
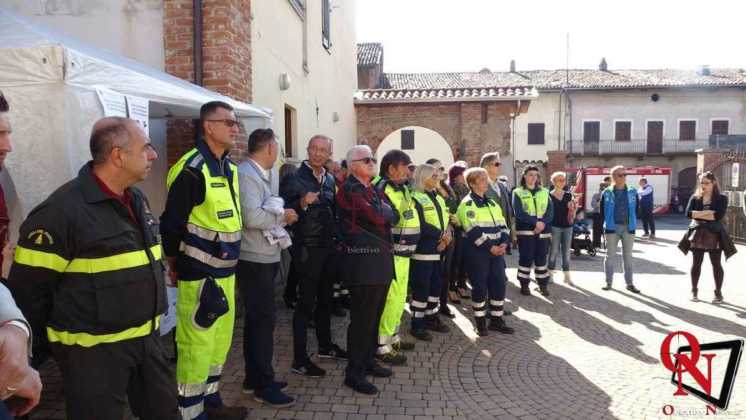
[206,119,241,128]
[493,162,502,167]
[352,157,377,164]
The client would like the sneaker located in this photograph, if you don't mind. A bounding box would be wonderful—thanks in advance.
[641,233,650,238]
[425,316,450,333]
[691,288,699,302]
[626,285,641,294]
[563,272,574,286]
[376,350,407,365]
[253,387,296,408]
[393,340,415,351]
[344,376,378,395]
[242,379,288,394]
[602,285,612,291]
[365,363,392,378]
[291,360,326,377]
[410,328,433,341]
[650,234,656,240]
[318,344,348,360]
[205,404,248,420]
[714,290,724,303]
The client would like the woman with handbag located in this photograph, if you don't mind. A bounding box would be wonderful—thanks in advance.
[684,171,736,303]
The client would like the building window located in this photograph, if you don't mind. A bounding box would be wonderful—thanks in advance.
[679,120,696,141]
[401,130,415,150]
[527,123,545,145]
[712,120,729,136]
[614,121,631,142]
[284,105,296,158]
[322,0,332,50]
[288,0,305,18]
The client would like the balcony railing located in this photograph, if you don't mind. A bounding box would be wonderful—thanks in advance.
[565,139,709,156]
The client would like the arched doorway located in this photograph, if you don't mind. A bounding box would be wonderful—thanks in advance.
[678,167,697,190]
[376,126,454,169]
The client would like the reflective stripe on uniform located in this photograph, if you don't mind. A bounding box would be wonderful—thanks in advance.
[180,243,238,269]
[178,382,207,398]
[490,300,504,306]
[539,233,552,239]
[475,233,499,246]
[392,227,421,235]
[411,254,440,261]
[65,245,162,273]
[187,223,241,243]
[463,221,506,232]
[516,230,536,236]
[14,246,70,272]
[205,381,219,395]
[392,243,417,253]
[410,300,428,308]
[47,316,159,347]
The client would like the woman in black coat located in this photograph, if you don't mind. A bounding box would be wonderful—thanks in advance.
[684,171,736,303]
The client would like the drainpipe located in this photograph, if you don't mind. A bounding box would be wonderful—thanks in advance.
[193,0,203,86]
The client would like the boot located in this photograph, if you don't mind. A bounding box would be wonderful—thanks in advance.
[488,316,515,334]
[538,284,550,297]
[563,271,573,286]
[519,281,531,296]
[475,317,488,337]
[691,288,699,302]
[425,315,450,333]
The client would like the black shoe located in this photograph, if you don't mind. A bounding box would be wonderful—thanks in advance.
[205,404,248,420]
[439,307,456,319]
[602,285,612,291]
[691,288,699,302]
[538,285,550,297]
[291,360,326,377]
[475,317,488,337]
[242,379,288,394]
[253,386,296,408]
[425,316,450,333]
[714,290,724,303]
[520,283,531,296]
[488,317,515,334]
[365,363,392,378]
[331,305,347,317]
[626,285,641,294]
[410,328,433,341]
[318,344,348,360]
[283,295,296,310]
[344,376,378,395]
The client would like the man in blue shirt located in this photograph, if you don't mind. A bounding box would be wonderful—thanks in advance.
[599,166,640,293]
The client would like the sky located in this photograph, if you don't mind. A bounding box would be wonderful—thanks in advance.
[356,0,746,73]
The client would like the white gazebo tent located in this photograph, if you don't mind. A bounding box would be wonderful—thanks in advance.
[0,8,272,241]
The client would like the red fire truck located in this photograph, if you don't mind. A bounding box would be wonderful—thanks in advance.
[571,166,672,215]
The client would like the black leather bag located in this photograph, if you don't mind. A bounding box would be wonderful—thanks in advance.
[192,276,229,329]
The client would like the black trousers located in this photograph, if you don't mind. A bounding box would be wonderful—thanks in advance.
[346,283,389,380]
[591,213,604,248]
[641,210,656,235]
[237,260,278,391]
[292,246,334,363]
[51,333,178,420]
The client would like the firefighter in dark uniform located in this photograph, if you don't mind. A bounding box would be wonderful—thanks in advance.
[409,164,451,340]
[6,117,178,420]
[456,168,514,336]
[512,165,554,297]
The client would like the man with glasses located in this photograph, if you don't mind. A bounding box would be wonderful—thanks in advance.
[161,101,247,419]
[336,145,397,394]
[599,165,641,293]
[481,152,514,254]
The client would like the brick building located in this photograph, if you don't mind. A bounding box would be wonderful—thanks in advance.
[356,44,536,180]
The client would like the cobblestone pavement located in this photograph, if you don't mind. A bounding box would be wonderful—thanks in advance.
[32,216,746,420]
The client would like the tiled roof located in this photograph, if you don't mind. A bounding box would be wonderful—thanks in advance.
[355,86,538,103]
[383,68,746,91]
[357,42,383,67]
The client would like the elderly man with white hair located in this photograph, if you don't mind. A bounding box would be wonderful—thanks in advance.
[335,145,397,395]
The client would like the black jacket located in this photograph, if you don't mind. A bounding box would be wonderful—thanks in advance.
[280,162,337,248]
[336,175,396,286]
[7,163,166,356]
[683,193,737,260]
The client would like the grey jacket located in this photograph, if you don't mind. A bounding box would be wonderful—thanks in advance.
[486,180,514,228]
[0,283,25,324]
[238,159,283,263]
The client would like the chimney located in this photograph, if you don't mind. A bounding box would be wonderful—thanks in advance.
[599,57,608,72]
[510,59,516,73]
[698,65,711,76]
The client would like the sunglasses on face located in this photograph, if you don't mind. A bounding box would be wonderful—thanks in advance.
[352,157,377,164]
[206,119,241,128]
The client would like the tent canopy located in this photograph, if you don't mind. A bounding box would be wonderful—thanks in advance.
[0,7,271,120]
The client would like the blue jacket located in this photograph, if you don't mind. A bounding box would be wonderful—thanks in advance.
[600,185,638,233]
[638,184,654,212]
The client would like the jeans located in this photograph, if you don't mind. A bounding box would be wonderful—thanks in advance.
[548,226,572,272]
[604,225,635,285]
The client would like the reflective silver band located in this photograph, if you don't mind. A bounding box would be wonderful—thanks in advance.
[473,310,487,317]
[208,364,223,376]
[516,230,536,236]
[413,311,426,318]
[490,310,504,317]
[187,224,241,243]
[377,344,393,354]
[178,382,206,397]
[539,233,552,239]
[490,300,504,306]
[393,227,421,235]
[180,243,238,269]
[179,403,204,420]
[517,271,531,279]
[411,254,440,261]
[205,381,220,395]
[393,243,417,253]
[428,296,440,303]
[410,300,428,308]
[472,301,486,308]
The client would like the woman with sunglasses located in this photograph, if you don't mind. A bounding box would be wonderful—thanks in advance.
[408,164,452,340]
[683,172,737,302]
[512,165,554,296]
